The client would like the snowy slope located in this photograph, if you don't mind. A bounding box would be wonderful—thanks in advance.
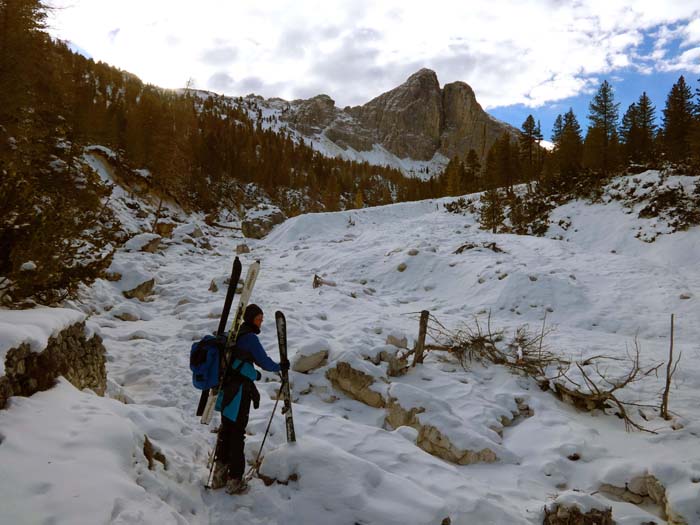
[1,171,700,524]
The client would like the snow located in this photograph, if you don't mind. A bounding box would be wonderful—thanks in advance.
[124,233,161,252]
[0,307,86,375]
[1,171,700,524]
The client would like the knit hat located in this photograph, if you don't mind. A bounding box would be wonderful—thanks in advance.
[244,304,263,324]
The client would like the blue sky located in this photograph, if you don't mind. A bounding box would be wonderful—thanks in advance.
[490,69,698,141]
[49,1,700,140]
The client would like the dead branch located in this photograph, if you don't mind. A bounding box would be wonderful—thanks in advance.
[661,314,681,420]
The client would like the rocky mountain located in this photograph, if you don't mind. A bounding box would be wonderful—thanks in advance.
[279,69,519,166]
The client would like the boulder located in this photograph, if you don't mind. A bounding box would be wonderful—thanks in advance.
[242,206,287,239]
[236,243,251,254]
[122,278,155,301]
[325,362,385,408]
[292,349,329,373]
[385,398,498,465]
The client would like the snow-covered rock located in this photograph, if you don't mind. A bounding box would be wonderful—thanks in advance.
[241,205,286,239]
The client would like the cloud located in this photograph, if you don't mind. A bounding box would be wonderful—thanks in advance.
[201,45,237,65]
[48,0,700,107]
[208,72,235,92]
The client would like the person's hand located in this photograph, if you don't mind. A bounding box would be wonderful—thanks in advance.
[280,360,290,372]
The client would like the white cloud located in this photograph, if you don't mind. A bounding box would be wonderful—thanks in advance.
[47,0,700,108]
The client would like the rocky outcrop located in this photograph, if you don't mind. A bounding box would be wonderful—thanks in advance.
[325,362,385,408]
[282,68,518,163]
[242,206,287,239]
[347,68,443,160]
[543,504,613,525]
[292,348,329,374]
[122,278,155,301]
[385,398,498,465]
[0,322,107,409]
[600,475,687,525]
[286,94,338,135]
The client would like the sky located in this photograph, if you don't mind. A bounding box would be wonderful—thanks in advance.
[48,0,700,139]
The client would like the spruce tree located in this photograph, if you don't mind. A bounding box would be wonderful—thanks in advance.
[464,149,481,193]
[662,75,694,162]
[558,109,583,178]
[586,80,620,174]
[520,115,537,181]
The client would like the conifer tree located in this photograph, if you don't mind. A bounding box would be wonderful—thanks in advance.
[662,75,694,162]
[586,80,620,174]
[520,115,538,181]
[463,149,481,192]
[557,109,583,178]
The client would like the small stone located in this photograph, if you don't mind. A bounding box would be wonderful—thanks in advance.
[236,244,251,254]
[397,262,407,272]
[407,249,419,256]
[680,293,691,300]
[209,280,218,293]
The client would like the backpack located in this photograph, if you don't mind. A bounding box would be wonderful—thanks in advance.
[190,335,225,390]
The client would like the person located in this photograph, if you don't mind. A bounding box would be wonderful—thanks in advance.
[212,304,289,494]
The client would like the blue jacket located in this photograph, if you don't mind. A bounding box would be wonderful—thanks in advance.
[216,325,280,422]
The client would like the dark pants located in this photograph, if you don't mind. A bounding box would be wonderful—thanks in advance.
[219,387,251,479]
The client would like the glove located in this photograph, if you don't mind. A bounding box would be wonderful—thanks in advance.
[280,360,290,372]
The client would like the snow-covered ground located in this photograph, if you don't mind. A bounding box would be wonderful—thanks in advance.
[1,170,699,524]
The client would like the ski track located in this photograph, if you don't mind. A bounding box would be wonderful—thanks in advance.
[2,171,700,524]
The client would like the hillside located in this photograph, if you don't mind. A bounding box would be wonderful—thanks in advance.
[1,169,699,524]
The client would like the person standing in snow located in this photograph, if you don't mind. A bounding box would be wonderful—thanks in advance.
[212,304,289,494]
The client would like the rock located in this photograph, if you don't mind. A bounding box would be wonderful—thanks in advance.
[285,94,337,135]
[122,278,155,301]
[292,349,329,373]
[348,68,442,160]
[325,362,385,408]
[679,293,691,299]
[236,243,251,254]
[124,233,162,253]
[242,206,287,239]
[0,322,107,409]
[190,225,204,238]
[114,311,139,322]
[385,398,498,465]
[397,262,407,272]
[153,220,176,238]
[386,333,408,348]
[543,504,613,525]
[143,435,167,471]
[407,249,419,256]
[209,279,218,293]
[281,68,518,165]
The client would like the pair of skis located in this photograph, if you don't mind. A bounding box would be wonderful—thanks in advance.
[198,257,260,425]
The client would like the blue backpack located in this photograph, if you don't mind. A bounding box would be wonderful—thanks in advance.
[190,335,225,390]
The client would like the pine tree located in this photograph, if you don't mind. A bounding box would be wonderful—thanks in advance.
[586,80,620,174]
[662,75,694,163]
[463,149,481,192]
[558,109,583,178]
[520,115,538,181]
[551,115,564,146]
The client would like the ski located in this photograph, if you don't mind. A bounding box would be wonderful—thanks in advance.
[275,311,296,443]
[196,257,242,417]
[200,260,261,425]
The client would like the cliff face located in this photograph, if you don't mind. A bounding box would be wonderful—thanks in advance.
[281,68,518,163]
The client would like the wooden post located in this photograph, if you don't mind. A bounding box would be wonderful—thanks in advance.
[661,313,675,420]
[412,310,430,366]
